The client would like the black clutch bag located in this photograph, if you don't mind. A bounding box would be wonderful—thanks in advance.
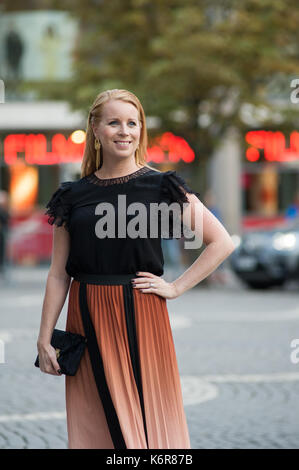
[35,329,87,376]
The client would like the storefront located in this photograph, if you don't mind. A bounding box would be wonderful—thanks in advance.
[0,101,85,265]
[242,129,299,228]
[209,126,299,236]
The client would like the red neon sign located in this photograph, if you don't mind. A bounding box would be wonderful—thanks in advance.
[147,132,195,163]
[3,132,195,165]
[4,134,85,165]
[245,131,299,162]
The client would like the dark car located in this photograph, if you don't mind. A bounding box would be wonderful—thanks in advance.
[229,219,299,289]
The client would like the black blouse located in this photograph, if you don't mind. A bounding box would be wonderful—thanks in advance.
[45,166,200,278]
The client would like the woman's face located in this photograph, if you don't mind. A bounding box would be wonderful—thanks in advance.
[92,99,142,161]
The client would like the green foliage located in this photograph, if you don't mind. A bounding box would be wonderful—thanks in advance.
[16,0,299,162]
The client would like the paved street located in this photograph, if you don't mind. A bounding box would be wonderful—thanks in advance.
[0,266,298,449]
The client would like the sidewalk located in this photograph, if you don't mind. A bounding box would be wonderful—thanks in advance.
[1,265,298,449]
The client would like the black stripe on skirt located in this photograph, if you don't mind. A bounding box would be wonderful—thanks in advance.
[77,273,149,449]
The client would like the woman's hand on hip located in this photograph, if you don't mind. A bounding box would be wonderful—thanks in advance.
[132,271,179,300]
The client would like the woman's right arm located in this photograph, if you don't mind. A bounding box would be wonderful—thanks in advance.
[37,224,71,375]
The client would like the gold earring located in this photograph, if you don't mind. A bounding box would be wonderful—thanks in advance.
[94,138,101,170]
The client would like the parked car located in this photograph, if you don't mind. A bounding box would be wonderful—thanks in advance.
[230,219,299,289]
[7,211,53,266]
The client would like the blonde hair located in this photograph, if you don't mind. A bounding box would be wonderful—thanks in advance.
[81,89,157,177]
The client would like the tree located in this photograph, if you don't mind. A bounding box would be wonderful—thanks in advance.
[21,0,299,185]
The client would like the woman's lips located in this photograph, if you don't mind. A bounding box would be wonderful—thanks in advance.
[114,141,132,147]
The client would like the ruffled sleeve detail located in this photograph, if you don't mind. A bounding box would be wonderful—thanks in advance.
[160,170,200,206]
[160,170,200,239]
[45,181,73,231]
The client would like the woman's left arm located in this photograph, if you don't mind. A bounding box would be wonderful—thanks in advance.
[134,194,236,299]
[170,193,236,297]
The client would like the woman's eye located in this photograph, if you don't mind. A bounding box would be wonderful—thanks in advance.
[108,121,136,126]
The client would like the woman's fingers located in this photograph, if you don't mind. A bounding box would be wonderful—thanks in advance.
[50,355,62,375]
[40,358,56,375]
[134,272,159,284]
[133,276,158,288]
[132,273,162,294]
[133,278,154,285]
[39,346,62,375]
[132,273,178,300]
[48,347,62,375]
[135,271,156,278]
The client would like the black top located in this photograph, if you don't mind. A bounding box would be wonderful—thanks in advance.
[45,166,200,277]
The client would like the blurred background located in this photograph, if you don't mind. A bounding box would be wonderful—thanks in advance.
[1,0,299,288]
[0,0,299,450]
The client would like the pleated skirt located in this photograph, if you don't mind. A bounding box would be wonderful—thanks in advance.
[65,274,191,449]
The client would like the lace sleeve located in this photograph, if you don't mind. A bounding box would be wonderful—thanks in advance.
[160,170,200,206]
[45,181,73,231]
[160,171,200,239]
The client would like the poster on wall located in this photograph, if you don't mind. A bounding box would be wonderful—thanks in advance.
[0,10,78,82]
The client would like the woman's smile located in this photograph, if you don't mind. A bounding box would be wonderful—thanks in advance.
[114,141,132,148]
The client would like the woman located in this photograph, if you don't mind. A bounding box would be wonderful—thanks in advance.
[37,89,235,449]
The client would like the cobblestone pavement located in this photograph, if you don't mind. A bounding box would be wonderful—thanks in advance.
[0,266,298,449]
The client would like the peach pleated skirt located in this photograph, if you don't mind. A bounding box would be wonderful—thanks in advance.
[65,273,191,449]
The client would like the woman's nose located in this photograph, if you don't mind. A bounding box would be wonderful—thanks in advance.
[118,124,130,135]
